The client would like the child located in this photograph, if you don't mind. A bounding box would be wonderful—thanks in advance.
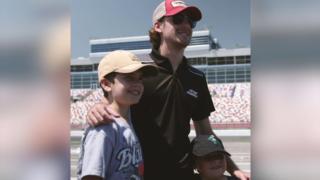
[77,50,157,180]
[192,135,239,180]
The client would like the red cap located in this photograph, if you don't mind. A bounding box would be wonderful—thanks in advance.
[152,0,202,25]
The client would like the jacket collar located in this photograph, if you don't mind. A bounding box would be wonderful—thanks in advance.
[150,49,188,73]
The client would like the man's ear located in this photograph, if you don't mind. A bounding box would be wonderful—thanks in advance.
[154,21,163,33]
[100,79,112,92]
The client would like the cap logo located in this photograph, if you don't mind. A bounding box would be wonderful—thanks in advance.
[208,135,219,145]
[171,0,187,7]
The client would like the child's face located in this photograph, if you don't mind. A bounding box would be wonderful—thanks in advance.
[195,152,227,179]
[111,71,144,106]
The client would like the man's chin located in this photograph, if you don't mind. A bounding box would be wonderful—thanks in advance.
[181,38,191,46]
[176,41,189,48]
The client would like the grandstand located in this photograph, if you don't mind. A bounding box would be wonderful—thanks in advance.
[70,29,251,130]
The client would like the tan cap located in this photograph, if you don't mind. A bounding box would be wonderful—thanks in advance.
[152,0,202,25]
[192,135,231,157]
[98,50,157,82]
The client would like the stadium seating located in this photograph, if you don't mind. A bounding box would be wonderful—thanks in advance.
[71,83,250,130]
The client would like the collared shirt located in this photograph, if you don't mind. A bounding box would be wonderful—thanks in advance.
[131,49,215,179]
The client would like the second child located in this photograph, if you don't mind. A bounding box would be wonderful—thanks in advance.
[192,135,240,180]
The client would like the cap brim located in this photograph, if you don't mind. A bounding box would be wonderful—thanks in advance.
[115,64,158,77]
[193,150,231,157]
[166,6,202,21]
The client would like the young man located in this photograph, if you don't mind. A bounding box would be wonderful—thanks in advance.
[87,1,249,179]
[192,135,238,180]
[77,50,157,180]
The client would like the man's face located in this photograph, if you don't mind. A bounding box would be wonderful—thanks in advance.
[158,12,194,48]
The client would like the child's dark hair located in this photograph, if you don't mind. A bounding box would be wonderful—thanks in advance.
[101,72,116,98]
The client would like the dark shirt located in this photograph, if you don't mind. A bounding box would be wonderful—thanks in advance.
[193,174,239,180]
[132,49,215,180]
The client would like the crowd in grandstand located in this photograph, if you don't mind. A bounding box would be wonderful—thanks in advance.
[71,83,250,129]
[208,83,250,121]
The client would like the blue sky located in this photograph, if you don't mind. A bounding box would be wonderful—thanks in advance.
[71,0,250,58]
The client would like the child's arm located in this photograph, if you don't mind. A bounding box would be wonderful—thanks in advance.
[80,128,114,179]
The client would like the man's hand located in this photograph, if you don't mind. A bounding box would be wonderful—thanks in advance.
[86,102,120,126]
[226,155,250,180]
[233,170,250,180]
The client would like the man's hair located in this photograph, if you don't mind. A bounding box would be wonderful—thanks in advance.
[148,28,161,50]
[100,72,116,98]
[148,18,164,50]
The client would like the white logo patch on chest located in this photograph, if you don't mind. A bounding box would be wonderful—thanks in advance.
[186,89,198,98]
